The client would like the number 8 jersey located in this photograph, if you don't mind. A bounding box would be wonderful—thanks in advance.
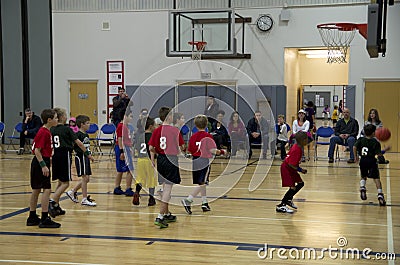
[148,124,184,155]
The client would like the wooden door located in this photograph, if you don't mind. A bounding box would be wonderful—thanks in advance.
[364,81,400,152]
[69,81,98,125]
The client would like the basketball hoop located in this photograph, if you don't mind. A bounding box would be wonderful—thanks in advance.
[188,41,207,60]
[317,23,367,63]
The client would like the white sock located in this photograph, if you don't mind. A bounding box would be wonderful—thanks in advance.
[377,189,383,194]
[202,196,208,203]
[187,195,194,201]
[360,179,366,187]
[158,213,164,219]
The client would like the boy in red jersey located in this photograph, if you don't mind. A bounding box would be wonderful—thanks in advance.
[182,115,225,214]
[113,110,134,196]
[276,131,308,213]
[149,107,185,229]
[26,109,60,228]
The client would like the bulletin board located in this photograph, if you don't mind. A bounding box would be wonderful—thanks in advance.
[106,60,124,123]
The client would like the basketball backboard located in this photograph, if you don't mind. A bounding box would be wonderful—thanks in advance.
[166,9,251,59]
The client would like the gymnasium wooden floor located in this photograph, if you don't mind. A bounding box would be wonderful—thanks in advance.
[0,144,399,264]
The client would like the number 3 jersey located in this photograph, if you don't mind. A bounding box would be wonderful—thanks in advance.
[74,131,91,155]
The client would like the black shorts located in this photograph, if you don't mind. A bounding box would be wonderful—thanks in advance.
[30,157,51,189]
[157,154,181,185]
[192,156,210,185]
[52,148,72,182]
[360,158,380,179]
[75,153,92,177]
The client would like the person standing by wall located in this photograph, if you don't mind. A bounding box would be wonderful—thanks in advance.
[204,95,219,126]
[112,87,130,127]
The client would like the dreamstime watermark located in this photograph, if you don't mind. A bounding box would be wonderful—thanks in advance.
[257,236,396,261]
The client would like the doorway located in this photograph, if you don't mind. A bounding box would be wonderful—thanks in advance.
[364,81,400,152]
[69,81,98,125]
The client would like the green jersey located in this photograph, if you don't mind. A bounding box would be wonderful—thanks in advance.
[354,137,381,159]
[74,131,91,155]
[51,124,77,150]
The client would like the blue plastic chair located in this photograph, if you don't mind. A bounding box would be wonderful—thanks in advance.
[96,123,117,155]
[314,126,334,161]
[6,122,23,152]
[86,123,99,153]
[192,126,208,134]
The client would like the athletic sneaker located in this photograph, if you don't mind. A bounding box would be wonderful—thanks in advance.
[360,187,367,200]
[148,196,156,206]
[57,205,66,215]
[181,199,192,215]
[163,213,177,223]
[125,187,134,196]
[48,201,58,218]
[39,216,61,228]
[154,218,168,229]
[81,196,96,206]
[132,193,140,205]
[66,190,79,203]
[201,202,211,212]
[276,204,294,213]
[26,215,41,226]
[113,186,124,195]
[286,200,298,209]
[378,193,386,206]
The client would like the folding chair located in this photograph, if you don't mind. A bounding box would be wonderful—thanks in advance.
[6,122,23,152]
[96,123,116,155]
[86,123,100,154]
[314,126,334,161]
[180,125,190,157]
[335,142,350,162]
[192,126,208,134]
[0,122,5,153]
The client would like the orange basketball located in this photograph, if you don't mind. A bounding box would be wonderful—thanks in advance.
[375,127,391,142]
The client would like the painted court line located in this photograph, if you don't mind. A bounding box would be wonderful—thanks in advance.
[0,231,398,259]
[0,260,106,265]
[386,167,395,265]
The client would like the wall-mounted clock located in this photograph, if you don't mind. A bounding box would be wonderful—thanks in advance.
[256,14,273,32]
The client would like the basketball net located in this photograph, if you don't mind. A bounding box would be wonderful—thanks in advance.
[317,23,366,64]
[189,41,207,60]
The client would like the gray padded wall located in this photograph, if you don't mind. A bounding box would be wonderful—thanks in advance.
[27,0,53,111]
[1,0,24,140]
[126,84,286,130]
[345,85,356,118]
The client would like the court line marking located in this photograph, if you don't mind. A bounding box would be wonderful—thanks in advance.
[0,260,106,265]
[0,231,398,259]
[386,167,395,265]
[0,206,389,228]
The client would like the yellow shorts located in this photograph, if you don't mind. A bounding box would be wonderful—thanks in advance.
[135,157,157,188]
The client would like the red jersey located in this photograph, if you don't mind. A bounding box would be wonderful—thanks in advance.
[31,127,53,158]
[148,124,184,155]
[116,122,132,147]
[284,143,302,167]
[188,131,216,158]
